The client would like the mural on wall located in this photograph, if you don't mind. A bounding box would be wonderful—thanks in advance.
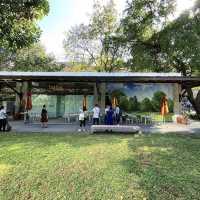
[107,83,174,113]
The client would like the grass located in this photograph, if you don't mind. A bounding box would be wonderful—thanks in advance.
[130,112,173,122]
[0,133,200,200]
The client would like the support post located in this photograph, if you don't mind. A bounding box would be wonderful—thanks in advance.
[15,82,22,114]
[22,82,29,122]
[100,82,106,112]
[173,83,182,115]
[93,83,98,105]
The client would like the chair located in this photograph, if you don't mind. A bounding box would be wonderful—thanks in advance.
[140,114,153,125]
[131,115,138,124]
[63,113,71,124]
[136,115,142,124]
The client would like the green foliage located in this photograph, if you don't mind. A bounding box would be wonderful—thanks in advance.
[111,90,126,103]
[119,0,200,116]
[158,9,200,76]
[64,64,97,72]
[113,90,172,113]
[1,133,200,199]
[121,0,176,72]
[151,91,166,112]
[63,0,125,72]
[12,43,64,71]
[0,49,13,70]
[129,96,140,111]
[119,96,130,112]
[140,97,153,112]
[168,98,174,113]
[120,0,200,74]
[0,0,49,51]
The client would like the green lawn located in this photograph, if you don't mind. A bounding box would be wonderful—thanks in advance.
[0,133,200,200]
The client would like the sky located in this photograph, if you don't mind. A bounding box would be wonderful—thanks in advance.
[39,0,195,61]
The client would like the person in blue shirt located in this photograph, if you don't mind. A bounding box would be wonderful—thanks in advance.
[107,105,114,125]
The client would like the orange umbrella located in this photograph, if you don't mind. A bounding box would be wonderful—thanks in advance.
[26,91,32,110]
[83,95,87,111]
[112,97,118,108]
[161,96,169,116]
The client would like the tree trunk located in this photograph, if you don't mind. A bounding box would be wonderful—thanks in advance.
[185,86,200,119]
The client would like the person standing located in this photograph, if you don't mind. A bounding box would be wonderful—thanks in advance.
[83,107,88,130]
[107,106,114,125]
[92,104,100,125]
[41,105,48,128]
[0,106,7,132]
[78,109,86,132]
[104,105,110,125]
[115,105,121,125]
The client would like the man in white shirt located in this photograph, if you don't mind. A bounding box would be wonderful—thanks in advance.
[0,106,7,132]
[92,104,100,125]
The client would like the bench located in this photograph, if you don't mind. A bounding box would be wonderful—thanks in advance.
[91,125,141,134]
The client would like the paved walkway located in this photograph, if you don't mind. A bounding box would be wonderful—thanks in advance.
[142,120,200,134]
[7,120,200,134]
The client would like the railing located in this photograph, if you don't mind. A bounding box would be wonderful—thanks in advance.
[122,113,153,125]
[25,111,154,125]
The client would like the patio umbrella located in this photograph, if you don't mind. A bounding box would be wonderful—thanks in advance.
[112,97,118,108]
[160,95,169,116]
[26,91,32,110]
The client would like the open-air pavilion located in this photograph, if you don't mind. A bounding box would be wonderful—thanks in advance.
[0,71,200,132]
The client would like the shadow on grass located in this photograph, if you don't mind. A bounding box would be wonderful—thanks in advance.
[0,132,126,150]
[120,134,200,199]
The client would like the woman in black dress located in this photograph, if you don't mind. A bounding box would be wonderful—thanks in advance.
[41,105,48,128]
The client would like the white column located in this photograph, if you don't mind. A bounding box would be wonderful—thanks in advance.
[173,83,182,114]
[15,82,22,114]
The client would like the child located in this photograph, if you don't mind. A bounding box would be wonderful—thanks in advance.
[78,109,85,132]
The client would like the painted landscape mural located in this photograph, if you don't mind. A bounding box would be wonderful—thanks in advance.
[107,83,174,114]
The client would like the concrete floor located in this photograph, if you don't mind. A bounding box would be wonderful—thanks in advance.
[5,120,200,134]
[142,120,200,134]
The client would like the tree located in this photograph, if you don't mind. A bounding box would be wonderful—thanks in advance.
[0,49,13,70]
[120,0,200,117]
[0,0,49,51]
[111,90,126,105]
[119,96,130,112]
[120,0,176,71]
[168,98,174,113]
[63,0,125,72]
[64,64,97,72]
[129,96,140,111]
[12,43,64,72]
[140,97,153,112]
[151,91,166,112]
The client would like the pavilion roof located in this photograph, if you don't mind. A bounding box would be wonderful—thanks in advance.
[0,71,199,87]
